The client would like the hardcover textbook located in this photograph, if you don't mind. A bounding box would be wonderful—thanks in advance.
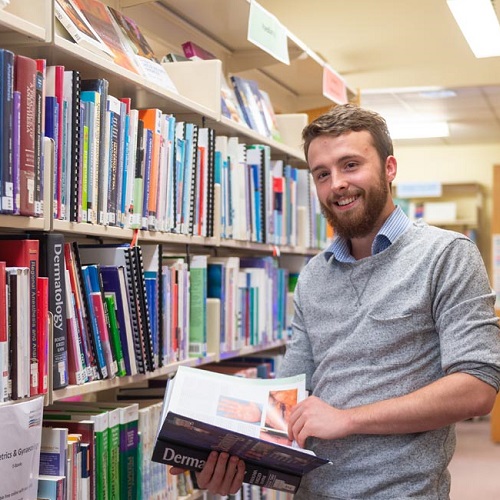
[152,366,330,493]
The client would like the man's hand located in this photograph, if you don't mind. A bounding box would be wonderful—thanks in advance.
[288,396,351,448]
[169,451,246,496]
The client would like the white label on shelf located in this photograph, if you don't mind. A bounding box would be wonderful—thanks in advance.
[396,181,443,198]
[247,1,290,65]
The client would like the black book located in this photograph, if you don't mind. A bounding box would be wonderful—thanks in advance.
[152,367,330,494]
[69,70,82,222]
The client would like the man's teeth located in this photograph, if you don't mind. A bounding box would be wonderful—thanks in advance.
[337,196,357,206]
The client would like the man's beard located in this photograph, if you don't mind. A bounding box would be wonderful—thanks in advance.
[320,174,389,240]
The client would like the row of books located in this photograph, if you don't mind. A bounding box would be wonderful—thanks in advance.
[1,39,330,248]
[56,0,285,143]
[39,400,188,500]
[0,233,294,397]
[0,237,52,401]
[217,137,328,248]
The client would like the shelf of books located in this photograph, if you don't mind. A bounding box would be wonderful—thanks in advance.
[0,0,348,498]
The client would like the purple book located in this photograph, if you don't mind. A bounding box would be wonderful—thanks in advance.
[12,90,20,215]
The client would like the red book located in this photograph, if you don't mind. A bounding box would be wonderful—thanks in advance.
[46,65,65,219]
[0,239,39,396]
[14,54,37,216]
[0,261,7,401]
[36,276,49,394]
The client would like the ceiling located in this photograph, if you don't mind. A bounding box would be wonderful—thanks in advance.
[259,0,500,146]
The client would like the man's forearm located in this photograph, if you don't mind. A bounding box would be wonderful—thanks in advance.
[346,372,496,435]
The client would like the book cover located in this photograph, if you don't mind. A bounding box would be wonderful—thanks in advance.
[6,267,30,400]
[26,232,69,390]
[64,242,98,383]
[46,65,65,220]
[181,41,216,61]
[152,366,330,494]
[188,254,207,358]
[99,265,137,376]
[77,244,148,374]
[11,90,20,216]
[104,294,126,377]
[107,6,178,93]
[39,426,68,477]
[14,54,37,216]
[0,261,7,402]
[55,0,114,59]
[138,108,162,230]
[64,267,88,386]
[80,87,101,224]
[34,70,44,217]
[0,239,39,396]
[72,0,140,75]
[37,475,65,500]
[42,419,96,500]
[0,49,14,214]
[65,69,82,223]
[36,276,49,394]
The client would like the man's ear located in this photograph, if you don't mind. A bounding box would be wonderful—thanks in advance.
[385,156,397,183]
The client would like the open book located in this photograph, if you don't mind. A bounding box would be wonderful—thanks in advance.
[152,366,330,493]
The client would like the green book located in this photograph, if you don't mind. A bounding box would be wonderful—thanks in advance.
[104,294,126,376]
[188,254,207,357]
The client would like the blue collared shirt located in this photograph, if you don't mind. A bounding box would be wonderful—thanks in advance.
[324,206,412,263]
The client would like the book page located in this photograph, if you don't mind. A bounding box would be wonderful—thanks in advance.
[165,365,307,448]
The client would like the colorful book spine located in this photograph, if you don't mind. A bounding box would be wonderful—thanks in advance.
[0,49,14,214]
[14,54,37,216]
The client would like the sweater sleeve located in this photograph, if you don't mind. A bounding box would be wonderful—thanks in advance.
[433,237,500,391]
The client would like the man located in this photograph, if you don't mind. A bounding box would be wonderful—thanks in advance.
[170,104,500,498]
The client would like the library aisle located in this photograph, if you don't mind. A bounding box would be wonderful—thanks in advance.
[448,418,500,499]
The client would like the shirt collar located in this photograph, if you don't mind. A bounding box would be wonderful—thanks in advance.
[324,206,411,263]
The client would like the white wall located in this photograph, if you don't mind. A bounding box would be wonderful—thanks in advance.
[393,143,500,278]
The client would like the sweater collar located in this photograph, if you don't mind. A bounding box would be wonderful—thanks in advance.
[324,206,412,263]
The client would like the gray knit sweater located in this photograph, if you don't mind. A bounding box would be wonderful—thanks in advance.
[279,221,500,499]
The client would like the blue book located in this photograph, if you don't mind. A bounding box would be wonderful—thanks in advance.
[141,128,153,230]
[99,265,137,376]
[81,264,109,379]
[207,262,226,351]
[0,49,14,214]
[45,96,60,218]
[144,270,158,367]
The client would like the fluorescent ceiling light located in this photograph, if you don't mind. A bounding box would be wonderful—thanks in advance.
[387,121,450,140]
[447,0,500,58]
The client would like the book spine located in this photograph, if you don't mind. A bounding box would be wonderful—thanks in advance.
[12,90,20,215]
[104,294,126,377]
[132,246,155,372]
[0,261,7,402]
[14,54,37,216]
[1,49,14,214]
[70,70,82,223]
[36,276,49,394]
[152,438,302,493]
[34,70,44,217]
[122,247,146,374]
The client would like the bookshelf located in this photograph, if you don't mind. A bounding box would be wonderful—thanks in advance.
[393,182,484,253]
[0,1,342,498]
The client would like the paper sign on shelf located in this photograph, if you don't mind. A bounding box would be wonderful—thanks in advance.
[396,181,443,198]
[323,65,348,104]
[0,396,44,500]
[247,1,290,65]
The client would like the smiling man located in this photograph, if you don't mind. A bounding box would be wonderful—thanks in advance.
[169,105,500,499]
